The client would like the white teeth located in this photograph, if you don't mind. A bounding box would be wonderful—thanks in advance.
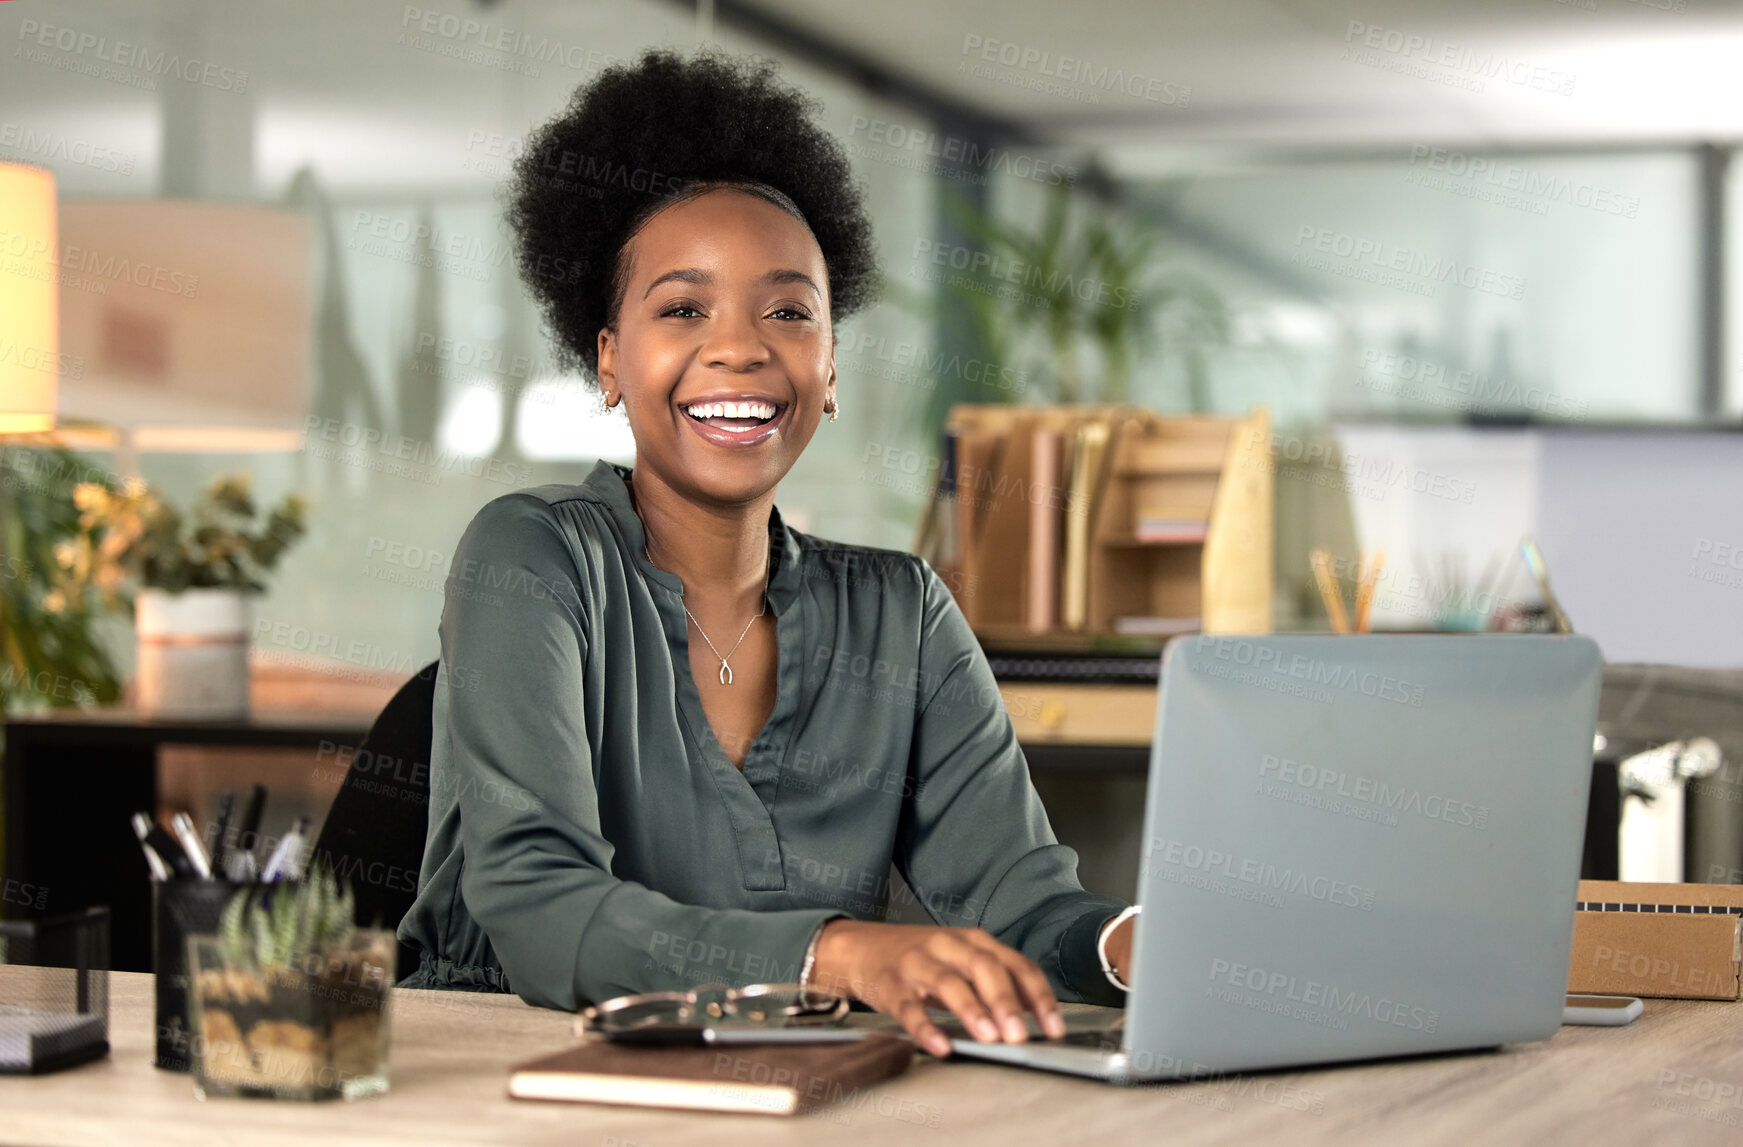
[685,400,777,421]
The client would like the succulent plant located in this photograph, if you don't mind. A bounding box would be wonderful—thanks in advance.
[216,865,356,971]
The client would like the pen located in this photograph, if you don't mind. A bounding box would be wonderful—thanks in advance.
[132,817,172,882]
[1353,550,1386,634]
[261,816,311,883]
[132,812,194,880]
[209,790,235,876]
[227,784,267,881]
[1310,548,1350,635]
[170,811,212,879]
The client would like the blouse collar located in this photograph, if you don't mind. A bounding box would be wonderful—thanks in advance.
[580,459,804,615]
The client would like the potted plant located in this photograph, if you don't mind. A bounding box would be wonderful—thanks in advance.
[187,866,392,1101]
[882,181,1230,443]
[55,471,308,718]
[0,446,127,715]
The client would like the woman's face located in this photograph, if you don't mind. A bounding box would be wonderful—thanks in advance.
[597,188,835,508]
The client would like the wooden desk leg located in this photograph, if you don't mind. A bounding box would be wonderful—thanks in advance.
[6,729,158,972]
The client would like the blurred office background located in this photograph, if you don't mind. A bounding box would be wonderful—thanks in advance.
[5,1,1743,930]
[6,0,1743,669]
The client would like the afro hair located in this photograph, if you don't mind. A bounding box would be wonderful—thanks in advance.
[504,45,880,385]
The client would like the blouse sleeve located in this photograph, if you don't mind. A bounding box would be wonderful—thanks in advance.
[894,558,1131,1006]
[439,493,847,1010]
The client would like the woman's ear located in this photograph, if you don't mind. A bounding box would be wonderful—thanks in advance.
[597,326,617,405]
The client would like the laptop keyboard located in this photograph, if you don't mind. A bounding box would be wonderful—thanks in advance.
[935,1022,1123,1051]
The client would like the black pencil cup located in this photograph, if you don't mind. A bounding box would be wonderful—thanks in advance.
[153,880,244,1071]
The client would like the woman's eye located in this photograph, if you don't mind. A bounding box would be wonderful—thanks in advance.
[660,304,702,319]
[770,307,812,321]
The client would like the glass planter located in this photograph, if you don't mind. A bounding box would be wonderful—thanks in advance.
[186,928,393,1101]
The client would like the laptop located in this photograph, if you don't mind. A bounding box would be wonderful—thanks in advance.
[948,633,1604,1083]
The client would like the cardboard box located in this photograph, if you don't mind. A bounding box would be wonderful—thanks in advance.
[1567,880,1743,1000]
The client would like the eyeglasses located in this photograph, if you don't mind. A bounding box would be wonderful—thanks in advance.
[576,982,850,1036]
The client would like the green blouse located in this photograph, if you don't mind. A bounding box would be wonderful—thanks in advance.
[397,458,1130,1010]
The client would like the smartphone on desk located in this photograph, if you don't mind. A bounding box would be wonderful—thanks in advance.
[1563,994,1643,1025]
[598,1024,883,1047]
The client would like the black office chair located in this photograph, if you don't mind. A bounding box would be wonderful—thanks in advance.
[311,659,438,981]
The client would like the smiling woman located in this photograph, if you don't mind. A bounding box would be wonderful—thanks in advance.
[396,44,1137,1060]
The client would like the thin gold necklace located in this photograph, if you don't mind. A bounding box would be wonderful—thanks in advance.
[644,541,769,686]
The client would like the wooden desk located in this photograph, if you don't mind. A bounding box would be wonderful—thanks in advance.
[3,970,1742,1145]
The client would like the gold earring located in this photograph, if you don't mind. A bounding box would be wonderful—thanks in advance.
[826,397,839,423]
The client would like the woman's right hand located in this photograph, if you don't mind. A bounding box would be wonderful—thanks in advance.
[807,919,1068,1057]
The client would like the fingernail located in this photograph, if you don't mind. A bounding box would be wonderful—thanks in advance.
[1044,1012,1066,1038]
[928,1035,952,1057]
[973,1018,999,1042]
[1002,1015,1027,1042]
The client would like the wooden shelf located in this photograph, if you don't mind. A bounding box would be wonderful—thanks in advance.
[918,403,1275,641]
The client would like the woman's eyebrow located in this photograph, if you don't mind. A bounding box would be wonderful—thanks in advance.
[642,267,821,299]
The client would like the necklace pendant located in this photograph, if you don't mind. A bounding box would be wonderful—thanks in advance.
[719,660,732,686]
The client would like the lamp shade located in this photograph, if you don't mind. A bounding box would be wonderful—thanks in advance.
[0,162,59,434]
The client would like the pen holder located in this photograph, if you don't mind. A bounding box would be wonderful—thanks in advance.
[153,880,285,1071]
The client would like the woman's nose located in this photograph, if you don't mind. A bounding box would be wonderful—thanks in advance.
[700,306,770,371]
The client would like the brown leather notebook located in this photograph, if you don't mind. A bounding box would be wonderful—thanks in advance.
[507,1034,915,1115]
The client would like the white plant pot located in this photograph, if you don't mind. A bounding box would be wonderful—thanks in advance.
[134,587,252,719]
